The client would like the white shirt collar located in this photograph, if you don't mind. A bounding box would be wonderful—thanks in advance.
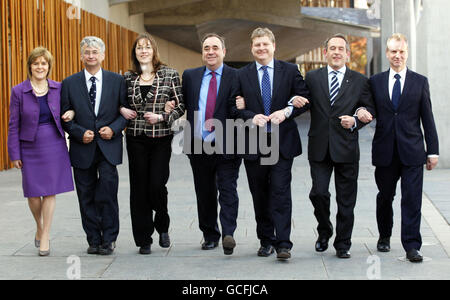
[389,67,407,79]
[256,59,274,71]
[327,65,346,75]
[85,68,102,82]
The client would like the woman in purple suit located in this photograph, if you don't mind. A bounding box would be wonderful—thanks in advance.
[7,47,74,256]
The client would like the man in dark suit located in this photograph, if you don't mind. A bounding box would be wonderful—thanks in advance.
[61,36,127,255]
[182,33,242,255]
[366,33,439,262]
[231,27,310,260]
[293,34,374,259]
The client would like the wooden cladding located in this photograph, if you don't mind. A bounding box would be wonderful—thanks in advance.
[0,0,138,171]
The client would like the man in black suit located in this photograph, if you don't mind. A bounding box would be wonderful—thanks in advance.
[366,33,439,262]
[293,34,374,258]
[231,27,310,260]
[61,36,127,255]
[182,33,242,255]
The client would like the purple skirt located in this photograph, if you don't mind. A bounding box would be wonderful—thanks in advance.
[20,123,74,198]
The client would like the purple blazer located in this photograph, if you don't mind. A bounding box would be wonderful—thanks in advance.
[7,79,65,161]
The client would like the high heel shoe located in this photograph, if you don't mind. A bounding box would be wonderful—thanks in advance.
[39,240,50,257]
[34,238,40,248]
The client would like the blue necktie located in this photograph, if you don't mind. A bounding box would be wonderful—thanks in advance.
[392,74,401,111]
[89,76,97,109]
[329,70,339,106]
[261,66,271,131]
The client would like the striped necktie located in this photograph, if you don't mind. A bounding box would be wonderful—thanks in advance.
[329,70,340,106]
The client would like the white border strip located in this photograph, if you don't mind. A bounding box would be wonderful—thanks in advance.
[422,193,450,258]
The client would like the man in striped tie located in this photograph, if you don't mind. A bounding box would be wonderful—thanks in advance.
[292,34,375,259]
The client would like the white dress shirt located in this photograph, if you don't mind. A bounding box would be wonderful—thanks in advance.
[388,67,407,100]
[84,68,103,116]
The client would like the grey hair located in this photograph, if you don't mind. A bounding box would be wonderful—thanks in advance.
[80,36,106,53]
[324,33,350,52]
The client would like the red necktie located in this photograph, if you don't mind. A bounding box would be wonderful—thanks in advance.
[205,71,217,132]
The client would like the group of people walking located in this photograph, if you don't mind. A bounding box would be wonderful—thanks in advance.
[7,27,439,264]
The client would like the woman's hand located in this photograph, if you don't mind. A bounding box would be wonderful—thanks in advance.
[165,101,176,113]
[12,160,23,169]
[144,112,162,124]
[61,110,75,122]
[120,107,137,120]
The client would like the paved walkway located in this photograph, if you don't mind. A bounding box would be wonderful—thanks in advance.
[0,113,449,280]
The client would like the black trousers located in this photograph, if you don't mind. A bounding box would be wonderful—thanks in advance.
[73,145,119,247]
[375,144,423,252]
[126,134,173,247]
[309,153,359,251]
[244,156,294,250]
[189,153,241,242]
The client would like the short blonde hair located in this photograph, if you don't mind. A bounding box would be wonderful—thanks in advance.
[27,47,53,79]
[386,33,408,51]
[251,27,276,44]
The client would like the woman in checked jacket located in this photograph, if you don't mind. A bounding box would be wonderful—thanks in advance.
[120,33,185,255]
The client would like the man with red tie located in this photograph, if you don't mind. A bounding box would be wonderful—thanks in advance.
[182,33,242,255]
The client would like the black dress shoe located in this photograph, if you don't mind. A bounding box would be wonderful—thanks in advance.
[406,249,423,263]
[315,236,329,252]
[159,233,171,248]
[276,248,291,260]
[100,242,116,255]
[139,245,151,255]
[87,245,100,255]
[377,237,391,252]
[257,245,275,257]
[222,235,236,255]
[336,249,351,259]
[201,241,219,250]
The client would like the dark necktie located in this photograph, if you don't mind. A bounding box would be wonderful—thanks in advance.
[329,70,339,106]
[261,66,271,132]
[89,76,97,109]
[392,74,401,111]
[205,71,217,132]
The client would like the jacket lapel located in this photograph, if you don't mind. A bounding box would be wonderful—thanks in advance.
[319,67,329,103]
[192,66,205,110]
[332,68,352,105]
[271,60,284,112]
[246,62,264,112]
[381,70,393,111]
[398,68,412,110]
[96,69,108,117]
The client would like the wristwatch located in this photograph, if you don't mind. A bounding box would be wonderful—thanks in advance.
[284,107,291,118]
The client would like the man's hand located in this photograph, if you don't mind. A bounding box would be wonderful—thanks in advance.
[165,101,175,113]
[269,109,286,125]
[356,109,373,124]
[99,127,114,140]
[252,114,270,127]
[83,130,95,144]
[426,157,438,170]
[236,96,246,110]
[144,112,161,125]
[339,115,356,129]
[61,110,75,122]
[120,107,137,120]
[12,160,23,169]
[291,96,309,108]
